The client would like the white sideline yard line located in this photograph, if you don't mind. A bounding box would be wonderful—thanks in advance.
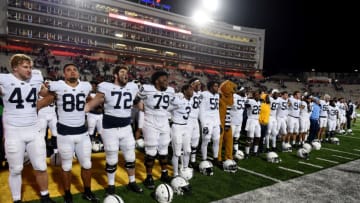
[322,147,360,156]
[237,167,282,183]
[315,157,339,164]
[331,155,353,160]
[353,149,360,152]
[278,166,304,175]
[338,135,360,140]
[298,161,324,169]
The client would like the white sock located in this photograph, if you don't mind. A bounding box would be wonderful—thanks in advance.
[172,156,179,176]
[129,175,135,183]
[9,173,22,201]
[107,172,116,185]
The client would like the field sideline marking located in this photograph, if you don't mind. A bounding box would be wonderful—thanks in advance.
[315,157,339,164]
[278,166,304,174]
[353,149,360,152]
[331,155,353,160]
[298,161,323,169]
[338,135,360,140]
[322,147,360,156]
[237,167,282,183]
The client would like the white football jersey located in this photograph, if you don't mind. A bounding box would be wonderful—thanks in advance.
[277,97,289,118]
[288,97,301,118]
[319,100,329,117]
[230,94,246,125]
[269,97,280,117]
[138,84,175,117]
[245,99,261,120]
[98,81,138,118]
[171,95,192,125]
[327,105,338,120]
[300,101,310,118]
[49,80,91,127]
[189,91,201,119]
[0,70,43,126]
[337,102,346,116]
[199,91,220,124]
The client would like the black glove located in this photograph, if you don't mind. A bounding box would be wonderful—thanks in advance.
[51,136,58,149]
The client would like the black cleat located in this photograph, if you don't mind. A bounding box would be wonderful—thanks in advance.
[64,194,73,203]
[40,194,55,203]
[189,161,198,170]
[143,176,155,189]
[105,185,115,196]
[244,154,250,159]
[160,171,172,183]
[82,191,100,203]
[127,181,143,193]
[13,201,22,203]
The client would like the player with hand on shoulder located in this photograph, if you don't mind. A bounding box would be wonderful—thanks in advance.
[0,54,55,203]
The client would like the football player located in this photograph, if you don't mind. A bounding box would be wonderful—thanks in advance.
[299,95,312,145]
[267,89,280,151]
[317,94,330,141]
[327,100,339,139]
[169,84,193,176]
[0,54,55,203]
[231,87,247,152]
[188,78,202,168]
[287,91,302,147]
[277,91,289,151]
[244,90,261,158]
[87,81,103,143]
[138,71,174,189]
[199,81,220,162]
[38,80,58,155]
[85,66,143,194]
[38,64,99,203]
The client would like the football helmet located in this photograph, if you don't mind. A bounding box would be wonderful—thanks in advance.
[155,183,174,203]
[223,159,237,173]
[266,152,281,163]
[179,167,193,181]
[103,194,124,203]
[302,143,312,153]
[50,152,62,166]
[199,160,214,176]
[170,176,190,195]
[136,138,145,149]
[234,150,244,160]
[282,143,292,152]
[330,137,340,145]
[297,148,309,159]
[311,141,321,150]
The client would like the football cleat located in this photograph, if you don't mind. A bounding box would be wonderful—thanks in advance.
[143,176,155,189]
[127,182,143,193]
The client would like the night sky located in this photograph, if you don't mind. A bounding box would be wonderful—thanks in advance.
[142,0,360,75]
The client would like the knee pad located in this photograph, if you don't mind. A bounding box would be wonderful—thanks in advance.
[61,160,72,172]
[144,154,155,168]
[145,146,157,157]
[105,163,117,173]
[80,159,92,170]
[9,164,23,175]
[125,161,135,169]
[158,154,168,166]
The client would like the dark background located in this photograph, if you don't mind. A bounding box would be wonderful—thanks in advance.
[131,0,360,75]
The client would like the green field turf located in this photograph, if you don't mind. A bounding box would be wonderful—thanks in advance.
[26,115,360,203]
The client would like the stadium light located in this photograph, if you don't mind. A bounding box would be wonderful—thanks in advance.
[192,10,211,26]
[202,0,219,12]
[354,69,358,72]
